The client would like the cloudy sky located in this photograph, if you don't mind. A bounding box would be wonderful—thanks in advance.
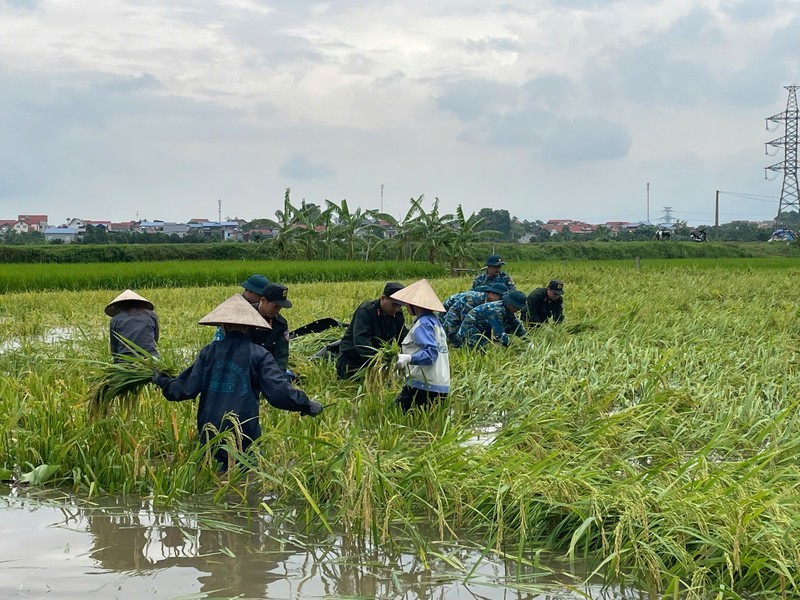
[1,0,798,226]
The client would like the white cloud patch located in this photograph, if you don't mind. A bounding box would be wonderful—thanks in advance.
[0,0,796,222]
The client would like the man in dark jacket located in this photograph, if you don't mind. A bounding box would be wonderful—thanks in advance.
[250,282,292,373]
[214,281,295,379]
[336,281,408,379]
[521,280,565,326]
[153,295,322,471]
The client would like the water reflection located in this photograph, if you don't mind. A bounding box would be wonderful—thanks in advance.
[1,487,643,599]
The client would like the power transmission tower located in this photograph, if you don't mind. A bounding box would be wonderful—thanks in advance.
[765,85,799,226]
[660,206,675,224]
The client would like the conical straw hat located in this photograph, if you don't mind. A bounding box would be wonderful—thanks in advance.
[104,289,154,316]
[198,294,272,329]
[390,279,445,313]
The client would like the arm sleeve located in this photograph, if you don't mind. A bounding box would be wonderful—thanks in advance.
[109,322,120,356]
[553,303,564,324]
[505,275,517,291]
[270,335,290,371]
[349,307,380,360]
[153,313,160,344]
[409,319,439,365]
[256,351,312,412]
[508,316,527,338]
[491,316,510,346]
[154,354,205,401]
[524,293,546,324]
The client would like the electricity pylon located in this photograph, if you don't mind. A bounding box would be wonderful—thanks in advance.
[765,85,800,226]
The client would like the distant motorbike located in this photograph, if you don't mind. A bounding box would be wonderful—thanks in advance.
[768,228,796,243]
[690,228,708,243]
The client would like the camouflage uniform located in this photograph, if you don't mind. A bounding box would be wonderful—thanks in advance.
[456,300,526,349]
[441,290,488,343]
[471,271,516,292]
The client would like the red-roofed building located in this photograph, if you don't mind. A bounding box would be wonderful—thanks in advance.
[17,214,49,231]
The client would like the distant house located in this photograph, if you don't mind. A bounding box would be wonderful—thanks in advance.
[139,221,165,233]
[85,220,112,231]
[12,221,30,234]
[0,219,17,233]
[108,221,137,233]
[161,222,190,237]
[244,227,275,241]
[44,227,78,243]
[66,218,87,234]
[18,214,48,232]
[188,220,241,240]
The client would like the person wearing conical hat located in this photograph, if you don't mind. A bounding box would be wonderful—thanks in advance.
[151,294,323,471]
[471,254,516,292]
[389,280,450,413]
[105,289,160,363]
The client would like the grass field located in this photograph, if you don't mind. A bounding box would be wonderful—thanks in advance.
[1,257,799,597]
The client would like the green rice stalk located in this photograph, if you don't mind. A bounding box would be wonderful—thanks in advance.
[87,336,175,417]
[362,340,401,396]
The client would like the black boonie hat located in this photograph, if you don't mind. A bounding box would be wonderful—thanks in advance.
[503,290,527,310]
[548,280,565,296]
[485,254,506,267]
[261,283,292,308]
[240,274,270,294]
[483,282,509,295]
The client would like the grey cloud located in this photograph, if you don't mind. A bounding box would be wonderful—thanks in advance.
[721,0,775,22]
[435,78,517,122]
[463,37,518,53]
[520,74,574,111]
[0,68,257,202]
[279,154,333,180]
[3,0,39,8]
[587,9,723,107]
[532,117,631,163]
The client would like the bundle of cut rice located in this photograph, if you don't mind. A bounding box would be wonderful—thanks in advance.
[87,338,175,417]
[362,340,401,396]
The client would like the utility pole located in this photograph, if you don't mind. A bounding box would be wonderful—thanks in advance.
[765,85,799,226]
[646,182,650,224]
[218,199,222,223]
[714,190,720,240]
[380,184,384,213]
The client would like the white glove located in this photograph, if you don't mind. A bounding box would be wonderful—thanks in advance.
[395,354,413,369]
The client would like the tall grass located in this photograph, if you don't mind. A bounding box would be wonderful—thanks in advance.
[1,262,800,596]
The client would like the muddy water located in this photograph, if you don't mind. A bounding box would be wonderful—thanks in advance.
[0,486,642,600]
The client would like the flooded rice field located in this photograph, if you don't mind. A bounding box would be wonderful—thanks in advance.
[1,486,641,600]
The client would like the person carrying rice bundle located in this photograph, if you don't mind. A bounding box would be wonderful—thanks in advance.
[151,294,322,471]
[390,279,450,413]
[105,289,160,363]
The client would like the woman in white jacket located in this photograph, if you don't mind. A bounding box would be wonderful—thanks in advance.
[390,279,450,413]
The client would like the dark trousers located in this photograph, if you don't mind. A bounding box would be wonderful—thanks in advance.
[396,385,446,413]
[335,352,367,380]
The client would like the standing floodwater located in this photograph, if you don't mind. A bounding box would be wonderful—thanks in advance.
[0,486,642,599]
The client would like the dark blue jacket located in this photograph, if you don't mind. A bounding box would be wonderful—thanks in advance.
[154,331,312,464]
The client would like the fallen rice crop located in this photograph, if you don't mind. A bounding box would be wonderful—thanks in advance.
[1,258,800,598]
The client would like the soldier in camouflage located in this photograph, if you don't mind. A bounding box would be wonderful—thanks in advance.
[456,290,528,349]
[441,282,507,344]
[471,254,516,291]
